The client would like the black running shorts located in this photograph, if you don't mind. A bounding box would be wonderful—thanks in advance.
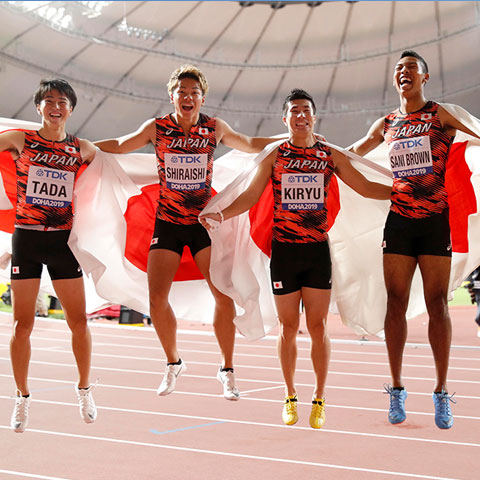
[270,240,332,295]
[149,218,211,256]
[382,210,452,258]
[11,228,83,280]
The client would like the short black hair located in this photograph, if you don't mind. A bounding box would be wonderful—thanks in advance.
[400,50,429,73]
[282,88,316,115]
[33,78,77,109]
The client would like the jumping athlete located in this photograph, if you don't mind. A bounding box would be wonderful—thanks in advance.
[95,65,276,401]
[200,89,391,428]
[0,79,97,432]
[350,50,480,429]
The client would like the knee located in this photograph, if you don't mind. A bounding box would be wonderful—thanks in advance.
[386,290,409,314]
[67,316,89,336]
[12,320,34,340]
[212,291,234,311]
[279,319,299,341]
[307,318,327,340]
[425,293,449,320]
[149,291,169,311]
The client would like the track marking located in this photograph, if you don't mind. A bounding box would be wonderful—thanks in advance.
[0,470,70,480]
[0,425,466,479]
[151,420,226,435]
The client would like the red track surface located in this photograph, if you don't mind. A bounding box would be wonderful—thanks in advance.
[0,307,479,480]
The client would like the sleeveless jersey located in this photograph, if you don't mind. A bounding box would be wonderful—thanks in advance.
[14,130,84,230]
[272,141,335,243]
[384,101,454,218]
[154,113,216,225]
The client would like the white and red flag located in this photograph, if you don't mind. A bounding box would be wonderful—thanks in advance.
[0,105,478,338]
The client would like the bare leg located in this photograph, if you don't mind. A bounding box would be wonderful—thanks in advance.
[147,249,182,363]
[302,287,331,399]
[10,279,40,395]
[383,254,417,388]
[53,277,91,388]
[418,255,452,392]
[274,290,302,396]
[195,246,236,369]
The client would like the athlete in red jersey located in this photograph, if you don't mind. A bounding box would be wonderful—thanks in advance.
[201,89,390,428]
[95,65,277,401]
[0,79,97,432]
[351,51,480,429]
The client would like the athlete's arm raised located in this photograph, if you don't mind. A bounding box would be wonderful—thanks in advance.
[437,105,480,140]
[349,117,385,156]
[79,139,96,164]
[199,149,276,229]
[94,118,156,154]
[216,118,278,154]
[333,149,392,200]
[0,130,25,160]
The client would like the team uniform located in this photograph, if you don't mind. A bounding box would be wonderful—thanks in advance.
[270,141,335,295]
[383,101,454,257]
[150,113,216,256]
[11,130,85,280]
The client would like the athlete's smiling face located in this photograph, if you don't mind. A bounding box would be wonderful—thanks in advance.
[170,77,205,121]
[283,99,316,135]
[393,57,429,95]
[36,89,73,126]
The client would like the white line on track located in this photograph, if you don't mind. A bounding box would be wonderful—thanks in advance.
[0,425,468,479]
[1,369,479,400]
[0,471,70,480]
[1,315,480,350]
[3,332,479,371]
[1,354,480,391]
[0,377,478,421]
[1,394,478,446]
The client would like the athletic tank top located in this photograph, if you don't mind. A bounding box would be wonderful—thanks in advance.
[384,101,454,218]
[14,130,84,229]
[272,141,335,243]
[154,113,216,225]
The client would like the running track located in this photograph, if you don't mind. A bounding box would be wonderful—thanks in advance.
[0,307,479,480]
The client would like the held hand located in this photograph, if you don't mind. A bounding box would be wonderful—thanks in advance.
[199,212,223,231]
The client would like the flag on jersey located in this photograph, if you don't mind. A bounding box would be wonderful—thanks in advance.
[0,104,479,338]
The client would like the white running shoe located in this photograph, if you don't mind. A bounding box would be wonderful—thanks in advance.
[75,384,97,424]
[217,368,240,401]
[11,391,31,433]
[157,360,186,396]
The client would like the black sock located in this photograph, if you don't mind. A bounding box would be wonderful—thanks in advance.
[220,367,234,373]
[393,387,404,391]
[22,394,30,398]
[167,358,182,366]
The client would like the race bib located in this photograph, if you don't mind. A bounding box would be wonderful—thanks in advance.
[389,136,433,178]
[26,166,74,208]
[164,153,208,191]
[281,173,324,210]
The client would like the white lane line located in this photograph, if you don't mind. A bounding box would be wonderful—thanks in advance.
[1,378,479,421]
[1,315,480,350]
[0,425,469,479]
[241,385,285,394]
[1,354,480,387]
[2,329,480,363]
[0,471,70,480]
[1,370,479,401]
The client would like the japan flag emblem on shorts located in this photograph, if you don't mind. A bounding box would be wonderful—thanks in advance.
[12,266,19,274]
[273,281,283,289]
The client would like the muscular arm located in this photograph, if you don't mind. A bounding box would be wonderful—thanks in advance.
[79,139,96,164]
[199,149,276,228]
[333,149,392,200]
[216,118,279,154]
[94,118,156,154]
[0,130,25,160]
[349,117,385,156]
[438,105,480,140]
